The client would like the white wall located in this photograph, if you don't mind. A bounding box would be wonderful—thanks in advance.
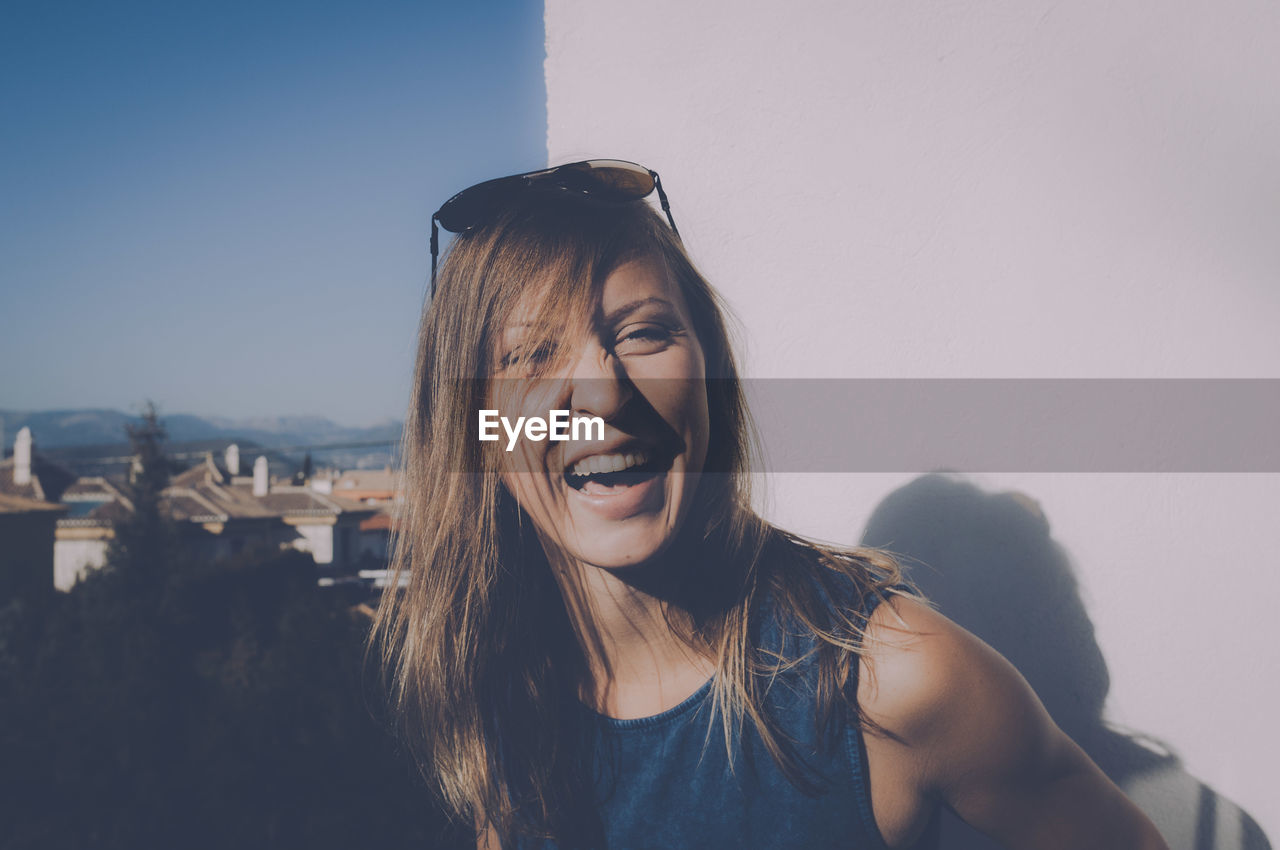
[53,538,108,591]
[547,1,1279,844]
[291,523,334,565]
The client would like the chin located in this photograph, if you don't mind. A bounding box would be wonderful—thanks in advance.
[564,521,680,570]
[547,467,699,572]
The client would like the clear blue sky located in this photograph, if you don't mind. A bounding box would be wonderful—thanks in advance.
[0,0,546,426]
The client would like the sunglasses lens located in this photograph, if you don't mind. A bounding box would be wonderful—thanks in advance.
[435,178,516,232]
[543,160,654,199]
[435,160,656,233]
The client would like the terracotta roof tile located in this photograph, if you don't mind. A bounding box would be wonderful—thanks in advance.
[0,492,67,514]
[0,455,75,503]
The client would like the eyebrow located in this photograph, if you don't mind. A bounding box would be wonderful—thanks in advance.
[602,297,676,326]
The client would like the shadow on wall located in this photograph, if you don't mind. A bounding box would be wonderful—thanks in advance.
[860,474,1270,850]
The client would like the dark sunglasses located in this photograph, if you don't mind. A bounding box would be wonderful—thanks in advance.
[429,159,680,296]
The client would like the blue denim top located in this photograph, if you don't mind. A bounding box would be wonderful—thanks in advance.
[511,576,899,850]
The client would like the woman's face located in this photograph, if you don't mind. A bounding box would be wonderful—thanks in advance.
[489,254,709,570]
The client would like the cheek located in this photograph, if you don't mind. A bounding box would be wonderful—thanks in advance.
[500,470,567,547]
[686,393,711,469]
[487,382,566,468]
[498,427,564,504]
[631,341,708,411]
[642,383,710,469]
[658,356,710,448]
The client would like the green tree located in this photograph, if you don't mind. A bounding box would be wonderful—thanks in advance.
[105,401,182,589]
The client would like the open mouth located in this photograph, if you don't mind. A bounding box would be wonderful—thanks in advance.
[564,447,672,494]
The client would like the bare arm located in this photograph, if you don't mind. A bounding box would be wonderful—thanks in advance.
[859,597,1167,850]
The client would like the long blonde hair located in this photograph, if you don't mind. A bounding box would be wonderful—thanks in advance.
[369,192,910,847]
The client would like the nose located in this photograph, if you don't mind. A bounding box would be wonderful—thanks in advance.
[567,339,632,422]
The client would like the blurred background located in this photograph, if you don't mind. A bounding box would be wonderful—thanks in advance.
[1,1,543,847]
[3,1,1278,848]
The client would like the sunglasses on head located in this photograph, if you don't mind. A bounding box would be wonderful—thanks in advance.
[429,159,680,296]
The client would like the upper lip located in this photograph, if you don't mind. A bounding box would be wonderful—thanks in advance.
[562,434,660,474]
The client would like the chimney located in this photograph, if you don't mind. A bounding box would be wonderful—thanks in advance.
[13,427,32,486]
[225,443,240,476]
[253,456,268,497]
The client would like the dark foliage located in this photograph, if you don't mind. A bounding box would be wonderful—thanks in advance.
[0,405,464,850]
[0,547,464,850]
[105,402,184,590]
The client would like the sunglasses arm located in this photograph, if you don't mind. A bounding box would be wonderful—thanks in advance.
[651,171,680,239]
[430,215,440,298]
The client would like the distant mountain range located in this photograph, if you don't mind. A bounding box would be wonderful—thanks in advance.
[0,409,403,476]
[0,409,402,450]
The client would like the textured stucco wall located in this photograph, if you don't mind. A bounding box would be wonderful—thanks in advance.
[547,0,1279,844]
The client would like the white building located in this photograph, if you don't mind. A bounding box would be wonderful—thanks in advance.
[49,443,375,590]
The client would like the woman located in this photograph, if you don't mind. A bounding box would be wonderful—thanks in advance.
[371,160,1165,849]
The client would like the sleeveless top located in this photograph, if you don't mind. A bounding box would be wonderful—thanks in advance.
[511,574,929,850]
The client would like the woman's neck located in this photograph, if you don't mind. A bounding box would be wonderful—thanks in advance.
[548,552,717,719]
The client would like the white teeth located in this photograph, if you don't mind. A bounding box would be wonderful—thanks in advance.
[569,451,649,478]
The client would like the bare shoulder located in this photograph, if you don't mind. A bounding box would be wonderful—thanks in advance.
[857,593,1055,782]
[855,596,1167,849]
[854,596,1050,846]
[857,595,1034,744]
[853,595,1039,846]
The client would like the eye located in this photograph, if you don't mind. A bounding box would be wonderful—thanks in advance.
[498,341,560,373]
[613,323,677,356]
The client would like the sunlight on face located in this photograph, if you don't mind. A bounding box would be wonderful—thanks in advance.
[488,255,709,570]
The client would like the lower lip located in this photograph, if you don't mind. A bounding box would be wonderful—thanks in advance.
[567,471,666,521]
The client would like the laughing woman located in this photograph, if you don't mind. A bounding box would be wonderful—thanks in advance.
[370,161,1165,850]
